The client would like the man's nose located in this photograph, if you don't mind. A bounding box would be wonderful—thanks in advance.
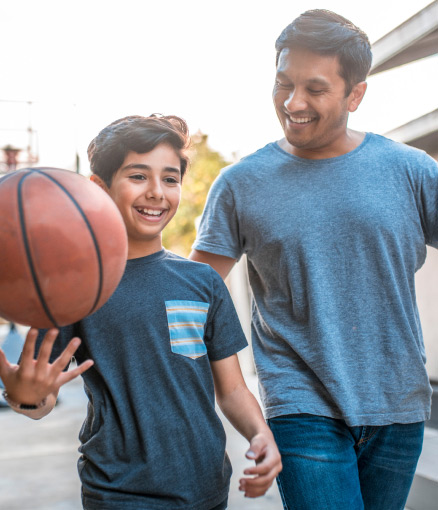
[284,89,307,112]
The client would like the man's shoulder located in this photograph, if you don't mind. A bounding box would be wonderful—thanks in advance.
[367,132,433,162]
[220,142,279,176]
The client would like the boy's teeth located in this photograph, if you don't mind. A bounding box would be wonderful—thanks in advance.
[138,207,162,216]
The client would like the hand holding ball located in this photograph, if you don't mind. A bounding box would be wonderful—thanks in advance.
[0,168,127,328]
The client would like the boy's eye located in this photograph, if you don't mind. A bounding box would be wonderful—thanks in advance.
[164,177,180,184]
[129,174,146,181]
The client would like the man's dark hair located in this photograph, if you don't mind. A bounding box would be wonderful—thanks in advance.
[275,9,372,95]
[88,114,190,187]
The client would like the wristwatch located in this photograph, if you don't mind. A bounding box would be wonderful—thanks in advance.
[2,390,47,410]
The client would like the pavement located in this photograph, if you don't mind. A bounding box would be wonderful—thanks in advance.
[0,324,435,509]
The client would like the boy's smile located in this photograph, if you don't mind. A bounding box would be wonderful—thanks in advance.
[93,144,181,259]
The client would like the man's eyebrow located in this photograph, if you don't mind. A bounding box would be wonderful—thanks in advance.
[121,163,181,174]
[304,77,331,88]
[275,72,330,88]
[275,71,291,81]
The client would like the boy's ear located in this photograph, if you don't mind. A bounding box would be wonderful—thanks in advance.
[90,174,110,193]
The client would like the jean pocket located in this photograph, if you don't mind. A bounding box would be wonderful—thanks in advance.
[165,300,209,359]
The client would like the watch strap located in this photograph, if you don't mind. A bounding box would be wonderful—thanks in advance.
[2,390,47,410]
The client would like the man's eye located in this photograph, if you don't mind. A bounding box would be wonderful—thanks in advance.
[309,89,324,94]
[276,80,293,89]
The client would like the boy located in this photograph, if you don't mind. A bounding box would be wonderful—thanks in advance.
[0,114,282,510]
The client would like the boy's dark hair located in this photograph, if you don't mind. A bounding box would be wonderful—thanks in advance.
[275,9,372,95]
[88,114,190,187]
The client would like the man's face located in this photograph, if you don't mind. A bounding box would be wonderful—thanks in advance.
[273,48,363,158]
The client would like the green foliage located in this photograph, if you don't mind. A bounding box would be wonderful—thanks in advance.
[163,131,230,257]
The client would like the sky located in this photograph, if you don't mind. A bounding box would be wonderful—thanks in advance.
[0,0,436,172]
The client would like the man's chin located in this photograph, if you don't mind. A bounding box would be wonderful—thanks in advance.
[284,136,311,150]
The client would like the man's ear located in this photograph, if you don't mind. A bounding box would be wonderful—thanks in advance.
[90,174,110,193]
[348,81,367,113]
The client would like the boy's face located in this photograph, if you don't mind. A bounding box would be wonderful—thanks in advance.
[94,144,181,259]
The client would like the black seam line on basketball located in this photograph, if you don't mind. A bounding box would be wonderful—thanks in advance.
[33,169,104,316]
[17,171,60,328]
[0,171,21,185]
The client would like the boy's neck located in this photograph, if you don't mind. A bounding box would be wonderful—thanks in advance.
[127,238,163,260]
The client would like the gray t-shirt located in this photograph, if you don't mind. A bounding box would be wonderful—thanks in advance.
[193,133,438,427]
[37,250,247,510]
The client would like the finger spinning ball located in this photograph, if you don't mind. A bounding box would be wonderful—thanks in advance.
[0,167,128,328]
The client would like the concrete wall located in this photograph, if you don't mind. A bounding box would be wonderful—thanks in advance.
[416,246,438,381]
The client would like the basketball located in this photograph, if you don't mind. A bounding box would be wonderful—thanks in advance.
[0,167,128,328]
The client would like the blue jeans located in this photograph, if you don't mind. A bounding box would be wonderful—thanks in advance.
[268,414,424,510]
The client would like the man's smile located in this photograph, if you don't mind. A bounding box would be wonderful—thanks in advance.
[285,113,317,126]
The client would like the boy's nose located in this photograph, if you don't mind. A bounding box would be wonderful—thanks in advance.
[146,179,164,200]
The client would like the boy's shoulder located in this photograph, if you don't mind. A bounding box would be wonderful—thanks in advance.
[160,250,223,282]
[123,250,223,289]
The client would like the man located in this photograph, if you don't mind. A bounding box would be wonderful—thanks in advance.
[190,9,438,510]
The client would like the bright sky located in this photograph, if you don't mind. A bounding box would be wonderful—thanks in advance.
[0,0,436,172]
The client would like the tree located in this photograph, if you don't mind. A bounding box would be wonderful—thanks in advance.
[163,131,230,256]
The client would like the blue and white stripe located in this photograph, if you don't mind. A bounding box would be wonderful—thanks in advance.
[165,300,210,359]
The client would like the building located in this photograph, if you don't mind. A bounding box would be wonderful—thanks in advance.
[370,3,438,508]
[370,1,438,384]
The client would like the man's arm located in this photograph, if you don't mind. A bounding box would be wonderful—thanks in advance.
[189,249,236,280]
[211,354,282,498]
[0,328,93,420]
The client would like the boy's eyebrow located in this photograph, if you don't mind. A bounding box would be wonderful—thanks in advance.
[121,163,181,174]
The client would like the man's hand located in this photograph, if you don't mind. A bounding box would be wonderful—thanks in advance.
[239,430,283,498]
[0,327,93,411]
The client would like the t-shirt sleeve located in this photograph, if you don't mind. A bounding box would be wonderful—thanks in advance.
[418,152,438,248]
[193,171,244,260]
[204,269,248,361]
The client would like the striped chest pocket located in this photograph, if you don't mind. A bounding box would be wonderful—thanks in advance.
[165,300,210,359]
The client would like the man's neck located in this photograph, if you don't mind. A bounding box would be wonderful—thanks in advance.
[280,129,366,160]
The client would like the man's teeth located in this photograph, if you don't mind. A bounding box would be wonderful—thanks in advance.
[290,117,313,124]
[137,207,163,216]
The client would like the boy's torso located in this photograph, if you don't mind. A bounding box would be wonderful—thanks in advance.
[39,250,247,509]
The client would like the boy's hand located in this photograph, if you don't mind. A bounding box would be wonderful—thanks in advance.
[239,430,282,498]
[0,327,93,407]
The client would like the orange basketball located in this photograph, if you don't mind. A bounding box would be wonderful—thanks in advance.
[0,167,128,328]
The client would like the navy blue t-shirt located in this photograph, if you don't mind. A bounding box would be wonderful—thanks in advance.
[38,250,247,510]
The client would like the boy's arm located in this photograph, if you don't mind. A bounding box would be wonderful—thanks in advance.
[189,250,236,280]
[211,354,282,498]
[0,328,93,420]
